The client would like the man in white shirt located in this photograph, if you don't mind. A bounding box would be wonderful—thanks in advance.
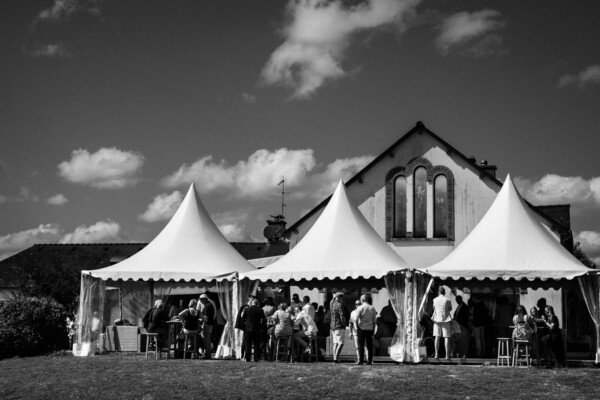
[302,296,316,319]
[356,294,377,365]
[432,286,453,361]
[348,299,361,363]
[292,305,318,353]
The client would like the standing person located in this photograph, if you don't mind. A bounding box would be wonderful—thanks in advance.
[198,294,216,359]
[349,300,361,363]
[290,294,304,310]
[292,305,318,354]
[379,300,398,335]
[356,294,377,365]
[329,292,347,363]
[432,286,452,361]
[242,299,266,362]
[454,295,470,361]
[471,295,486,357]
[302,296,315,319]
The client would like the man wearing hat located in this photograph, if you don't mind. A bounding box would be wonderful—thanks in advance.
[330,292,347,363]
[198,293,216,359]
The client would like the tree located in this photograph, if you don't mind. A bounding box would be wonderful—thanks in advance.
[573,242,598,269]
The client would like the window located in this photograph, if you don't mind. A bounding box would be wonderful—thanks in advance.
[413,167,427,238]
[393,176,407,238]
[433,174,448,238]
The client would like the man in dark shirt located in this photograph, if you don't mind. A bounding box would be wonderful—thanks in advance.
[199,294,216,359]
[453,295,470,360]
[242,299,266,362]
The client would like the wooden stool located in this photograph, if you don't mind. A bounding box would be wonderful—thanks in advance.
[274,336,291,362]
[183,331,198,359]
[497,338,511,366]
[144,333,159,360]
[303,335,318,363]
[513,340,530,367]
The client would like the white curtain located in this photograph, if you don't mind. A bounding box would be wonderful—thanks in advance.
[578,274,600,363]
[74,274,105,356]
[384,271,408,362]
[233,278,259,359]
[215,280,234,358]
[411,273,434,361]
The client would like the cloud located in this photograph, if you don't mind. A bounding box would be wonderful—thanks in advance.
[25,43,71,58]
[558,65,600,89]
[47,193,69,206]
[59,220,122,243]
[34,0,103,24]
[0,187,40,204]
[261,0,420,99]
[162,148,374,200]
[139,191,183,223]
[514,175,600,209]
[242,93,257,104]
[0,224,62,261]
[58,147,145,189]
[575,231,600,265]
[436,9,505,56]
[212,209,253,242]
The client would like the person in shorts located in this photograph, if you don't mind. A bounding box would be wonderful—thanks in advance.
[329,292,346,363]
[432,286,452,361]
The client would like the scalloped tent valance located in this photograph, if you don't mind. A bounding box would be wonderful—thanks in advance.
[83,183,255,282]
[241,180,411,282]
[426,174,591,281]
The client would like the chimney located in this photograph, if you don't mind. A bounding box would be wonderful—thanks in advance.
[480,159,497,178]
[263,215,287,243]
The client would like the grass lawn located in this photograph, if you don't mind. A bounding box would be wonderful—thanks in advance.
[1,353,599,400]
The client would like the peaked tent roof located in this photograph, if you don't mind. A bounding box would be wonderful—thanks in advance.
[85,184,255,282]
[242,181,411,282]
[426,175,590,281]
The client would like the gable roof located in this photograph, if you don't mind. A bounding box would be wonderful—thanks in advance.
[285,121,565,238]
[242,180,411,282]
[426,175,590,281]
[84,183,255,282]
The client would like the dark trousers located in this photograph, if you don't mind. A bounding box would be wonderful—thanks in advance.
[541,331,565,366]
[357,328,374,363]
[244,330,262,362]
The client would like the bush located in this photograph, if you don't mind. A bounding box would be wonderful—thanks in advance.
[0,296,68,359]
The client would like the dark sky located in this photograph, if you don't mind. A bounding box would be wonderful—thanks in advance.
[1,0,599,262]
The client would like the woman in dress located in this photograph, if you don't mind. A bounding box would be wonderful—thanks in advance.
[512,305,535,343]
[270,302,293,356]
[540,306,566,368]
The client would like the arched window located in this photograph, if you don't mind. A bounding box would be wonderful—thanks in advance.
[433,174,448,238]
[413,167,427,238]
[393,175,407,238]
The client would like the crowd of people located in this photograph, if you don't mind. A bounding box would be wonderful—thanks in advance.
[425,287,566,368]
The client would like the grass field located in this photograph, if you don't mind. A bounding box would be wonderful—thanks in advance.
[1,353,599,400]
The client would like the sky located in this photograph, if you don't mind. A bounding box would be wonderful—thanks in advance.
[1,0,599,263]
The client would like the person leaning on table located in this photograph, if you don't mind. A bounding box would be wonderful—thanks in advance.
[355,294,377,365]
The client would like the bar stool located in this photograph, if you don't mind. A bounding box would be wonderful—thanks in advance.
[183,331,199,359]
[513,340,530,367]
[303,335,319,363]
[274,336,291,362]
[144,333,159,360]
[497,338,511,366]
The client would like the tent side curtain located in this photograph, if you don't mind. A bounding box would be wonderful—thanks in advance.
[215,280,234,358]
[75,274,105,355]
[578,274,600,363]
[384,270,408,362]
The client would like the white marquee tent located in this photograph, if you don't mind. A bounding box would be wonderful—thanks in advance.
[426,174,591,281]
[76,184,255,357]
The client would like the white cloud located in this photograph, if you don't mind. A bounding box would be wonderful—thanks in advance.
[139,191,183,223]
[242,93,257,104]
[436,9,505,56]
[47,193,69,206]
[0,224,62,261]
[558,65,600,89]
[58,147,145,189]
[34,0,103,24]
[575,231,600,265]
[26,43,71,58]
[514,175,600,208]
[162,148,374,201]
[59,220,121,244]
[261,0,420,99]
[212,209,252,242]
[0,187,40,203]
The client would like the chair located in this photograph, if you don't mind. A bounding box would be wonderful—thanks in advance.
[183,331,199,359]
[300,335,318,363]
[144,333,159,360]
[274,336,291,362]
[497,338,511,366]
[512,340,530,367]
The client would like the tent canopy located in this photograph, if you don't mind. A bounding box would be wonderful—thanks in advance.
[426,174,591,281]
[84,183,255,282]
[242,180,411,282]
